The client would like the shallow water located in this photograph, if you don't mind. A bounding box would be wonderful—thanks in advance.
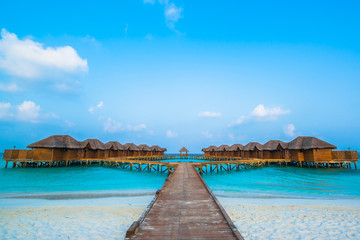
[1,154,360,200]
[203,166,360,200]
[0,154,166,196]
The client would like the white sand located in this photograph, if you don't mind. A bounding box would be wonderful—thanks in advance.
[219,197,360,240]
[1,195,360,239]
[0,196,152,240]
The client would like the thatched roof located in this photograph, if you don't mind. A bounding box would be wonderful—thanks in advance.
[123,143,140,151]
[27,135,81,149]
[138,144,151,151]
[262,140,288,151]
[81,139,106,150]
[244,142,263,151]
[288,136,336,150]
[229,144,244,151]
[207,146,218,151]
[216,145,231,151]
[179,147,189,152]
[150,145,163,151]
[160,147,167,152]
[105,141,124,150]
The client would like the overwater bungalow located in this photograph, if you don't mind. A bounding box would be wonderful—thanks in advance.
[179,147,189,156]
[81,139,106,159]
[262,140,289,159]
[27,135,82,161]
[244,142,263,158]
[138,144,151,156]
[123,143,140,157]
[287,136,336,163]
[207,146,218,156]
[150,145,164,156]
[229,144,244,157]
[104,141,124,158]
[216,145,231,157]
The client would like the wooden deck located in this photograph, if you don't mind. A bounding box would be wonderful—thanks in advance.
[126,162,243,240]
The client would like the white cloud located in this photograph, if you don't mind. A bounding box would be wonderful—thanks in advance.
[144,1,183,30]
[0,102,12,119]
[251,104,290,120]
[284,124,296,137]
[228,116,247,126]
[64,120,76,127]
[89,101,104,113]
[0,83,20,92]
[104,118,122,133]
[0,28,88,78]
[201,131,213,139]
[166,130,178,138]
[230,104,290,126]
[165,3,183,22]
[17,101,40,123]
[127,124,147,131]
[198,111,221,118]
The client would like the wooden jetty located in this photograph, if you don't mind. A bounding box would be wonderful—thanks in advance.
[126,162,243,239]
[193,158,291,174]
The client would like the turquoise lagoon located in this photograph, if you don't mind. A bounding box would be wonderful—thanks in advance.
[1,154,360,201]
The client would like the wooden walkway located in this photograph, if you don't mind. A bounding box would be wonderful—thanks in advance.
[126,162,243,239]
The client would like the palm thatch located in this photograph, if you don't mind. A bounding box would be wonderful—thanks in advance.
[229,144,244,151]
[123,143,140,151]
[244,142,263,151]
[216,145,231,151]
[179,147,189,152]
[288,136,336,150]
[105,141,124,150]
[262,140,288,151]
[81,139,106,150]
[207,146,218,151]
[27,135,81,149]
[161,147,167,152]
[138,144,151,151]
[150,145,163,151]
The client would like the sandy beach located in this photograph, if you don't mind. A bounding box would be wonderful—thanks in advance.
[1,195,360,239]
[219,197,360,240]
[0,195,153,240]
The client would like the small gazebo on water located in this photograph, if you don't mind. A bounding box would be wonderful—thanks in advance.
[179,147,189,156]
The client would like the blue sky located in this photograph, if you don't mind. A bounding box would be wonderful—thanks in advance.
[0,0,359,153]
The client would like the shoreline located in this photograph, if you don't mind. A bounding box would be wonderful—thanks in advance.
[1,193,360,239]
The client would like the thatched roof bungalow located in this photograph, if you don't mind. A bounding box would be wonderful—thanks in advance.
[105,141,124,158]
[123,143,140,157]
[179,147,189,156]
[229,144,244,157]
[81,139,106,159]
[288,136,336,162]
[244,142,263,158]
[27,135,82,161]
[201,146,219,156]
[150,145,165,156]
[215,145,231,157]
[262,140,289,159]
[138,144,151,156]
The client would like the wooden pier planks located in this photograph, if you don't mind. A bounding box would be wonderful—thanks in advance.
[130,162,243,240]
